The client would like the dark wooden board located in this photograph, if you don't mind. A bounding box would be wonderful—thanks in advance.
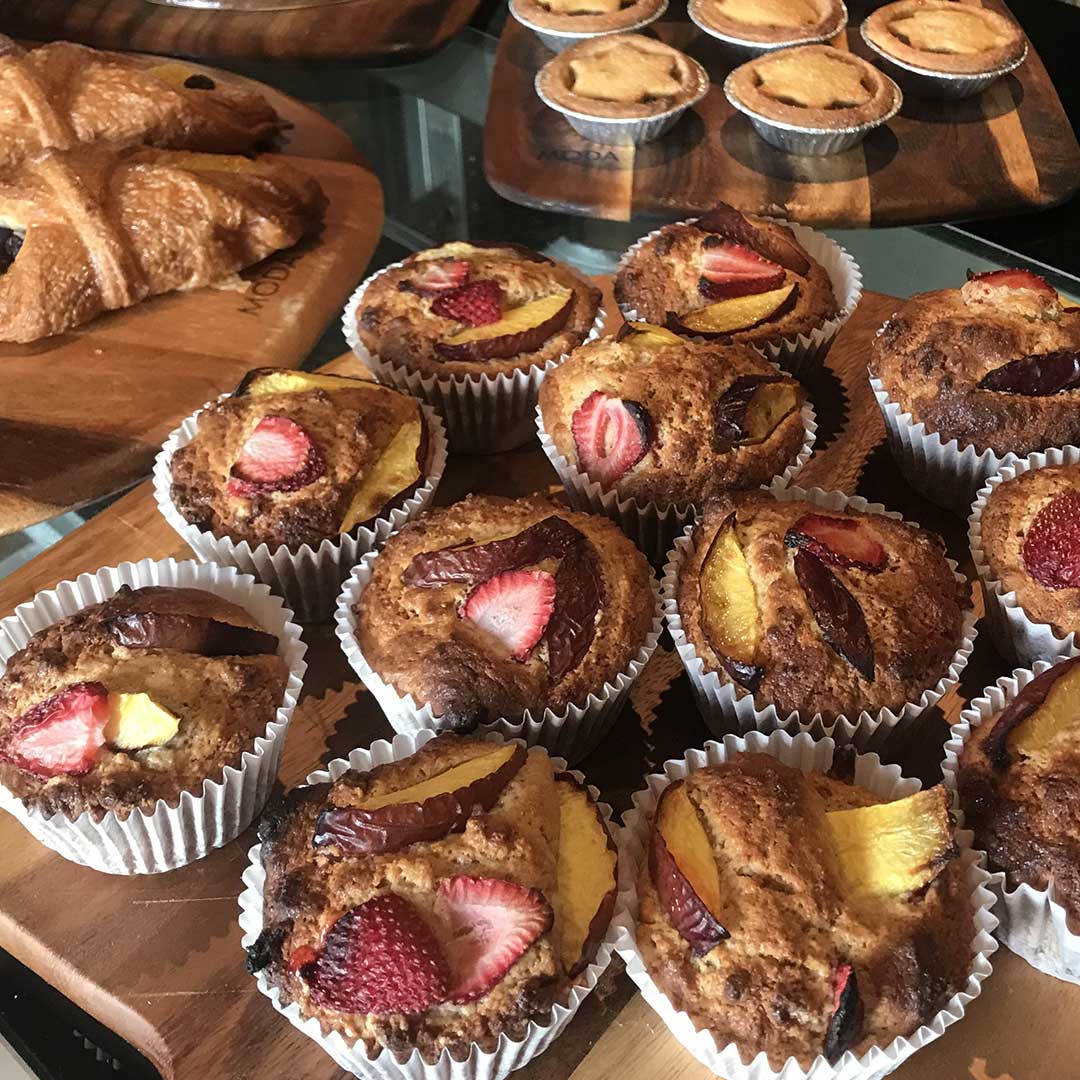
[484,0,1080,226]
[1,291,1066,1080]
[0,0,483,61]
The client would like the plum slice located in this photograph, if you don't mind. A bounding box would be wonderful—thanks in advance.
[0,227,23,275]
[434,289,573,361]
[695,203,810,277]
[104,611,279,656]
[712,374,798,452]
[548,540,604,680]
[614,321,684,347]
[667,282,798,340]
[1021,489,1080,589]
[784,515,887,573]
[824,962,863,1064]
[571,390,652,487]
[402,515,584,587]
[978,349,1080,396]
[793,548,874,682]
[313,741,526,855]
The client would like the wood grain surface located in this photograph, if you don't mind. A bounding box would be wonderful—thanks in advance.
[0,289,1069,1080]
[0,0,484,60]
[484,0,1080,226]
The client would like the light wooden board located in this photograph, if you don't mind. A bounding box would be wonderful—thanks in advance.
[0,0,484,61]
[0,153,383,539]
[484,0,1080,226]
[0,296,1061,1080]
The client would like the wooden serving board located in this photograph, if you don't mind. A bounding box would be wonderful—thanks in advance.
[0,151,383,539]
[484,0,1080,226]
[0,288,1072,1080]
[0,0,484,61]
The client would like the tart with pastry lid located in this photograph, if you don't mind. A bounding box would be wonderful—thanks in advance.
[509,0,667,52]
[689,0,847,56]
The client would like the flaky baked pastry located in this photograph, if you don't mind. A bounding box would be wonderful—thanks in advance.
[0,144,325,342]
[0,37,284,170]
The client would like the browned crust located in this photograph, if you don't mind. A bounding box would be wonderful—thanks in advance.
[512,0,664,34]
[690,0,846,43]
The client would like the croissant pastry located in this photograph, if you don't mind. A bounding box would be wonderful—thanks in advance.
[0,144,326,343]
[0,37,284,170]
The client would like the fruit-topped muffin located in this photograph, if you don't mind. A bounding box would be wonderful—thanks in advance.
[956,658,1080,931]
[871,270,1080,458]
[614,202,840,348]
[977,460,1080,650]
[349,495,656,734]
[673,491,970,724]
[352,242,602,379]
[636,752,973,1066]
[0,585,288,820]
[168,367,440,551]
[538,322,810,504]
[246,733,618,1061]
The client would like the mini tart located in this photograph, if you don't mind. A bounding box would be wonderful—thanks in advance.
[862,0,1025,76]
[677,492,969,721]
[956,657,1080,930]
[537,330,808,504]
[637,753,972,1067]
[535,33,709,121]
[0,585,288,820]
[354,494,655,728]
[511,0,666,36]
[869,272,1080,456]
[169,369,434,551]
[725,43,901,131]
[248,733,617,1057]
[979,463,1080,640]
[354,242,602,379]
[689,0,847,47]
[614,204,839,346]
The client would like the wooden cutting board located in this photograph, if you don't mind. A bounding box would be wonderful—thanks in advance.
[484,0,1080,226]
[0,288,1069,1080]
[0,0,484,61]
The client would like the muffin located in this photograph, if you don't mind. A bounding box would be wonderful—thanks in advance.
[509,0,667,52]
[633,752,974,1068]
[245,733,618,1064]
[0,584,288,820]
[671,490,971,729]
[341,495,657,753]
[614,203,851,369]
[537,324,812,563]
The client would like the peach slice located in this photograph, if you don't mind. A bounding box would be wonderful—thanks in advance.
[435,289,573,361]
[615,321,685,348]
[825,786,955,900]
[983,657,1080,767]
[650,780,728,955]
[553,774,618,976]
[104,692,180,751]
[313,742,526,854]
[235,368,378,396]
[699,513,763,691]
[668,281,797,338]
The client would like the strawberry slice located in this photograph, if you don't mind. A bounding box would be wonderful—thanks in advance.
[699,239,785,300]
[299,893,449,1015]
[570,390,652,487]
[962,268,1059,318]
[784,514,887,573]
[434,876,553,1003]
[966,268,1056,296]
[0,682,109,778]
[411,259,469,295]
[1022,490,1080,589]
[431,280,503,326]
[460,569,556,662]
[227,415,325,498]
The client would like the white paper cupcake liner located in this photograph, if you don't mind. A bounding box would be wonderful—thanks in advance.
[943,662,1080,983]
[616,219,862,377]
[342,260,606,453]
[968,446,1080,667]
[536,397,817,564]
[238,728,619,1080]
[153,393,448,623]
[868,375,1025,516]
[615,729,998,1080]
[661,484,978,747]
[334,551,663,763]
[0,558,307,874]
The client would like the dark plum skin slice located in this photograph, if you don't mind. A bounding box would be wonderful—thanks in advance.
[978,350,1080,396]
[402,516,584,587]
[712,374,784,452]
[793,548,875,682]
[824,962,863,1064]
[183,73,216,90]
[0,227,23,275]
[104,612,279,657]
[648,825,729,957]
[784,515,888,574]
[694,203,810,278]
[548,541,604,680]
[983,656,1080,770]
